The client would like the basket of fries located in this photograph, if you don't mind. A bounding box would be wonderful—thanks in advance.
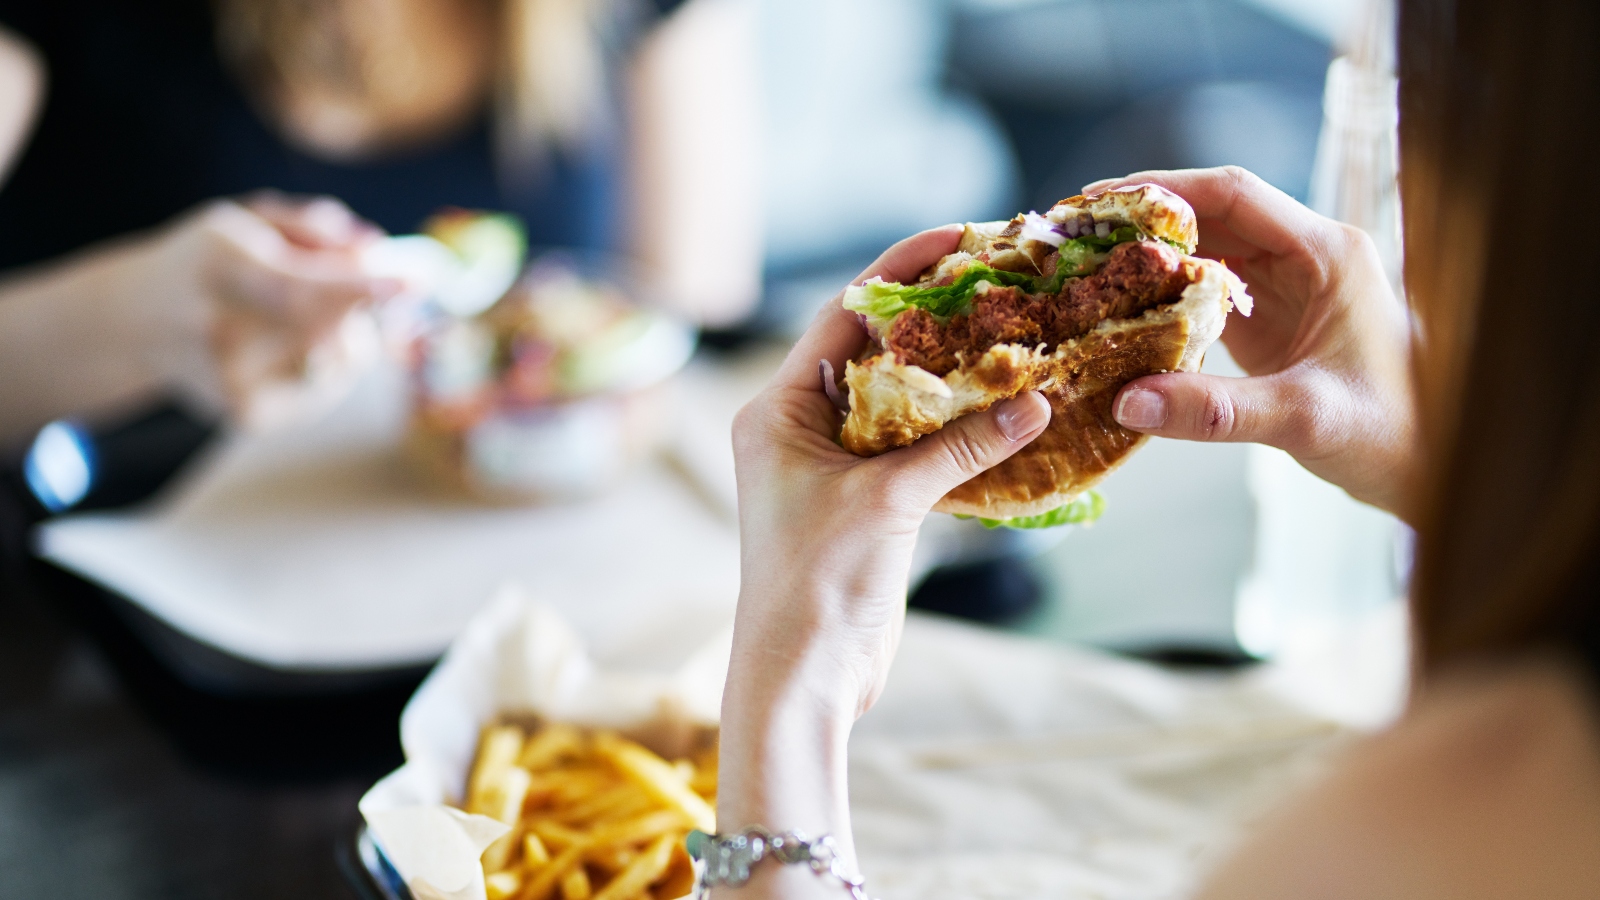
[359,588,730,900]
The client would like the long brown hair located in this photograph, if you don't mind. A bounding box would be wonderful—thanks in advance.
[1400,0,1600,676]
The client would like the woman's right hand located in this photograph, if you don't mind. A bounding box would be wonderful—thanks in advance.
[715,229,1051,898]
[1092,167,1416,515]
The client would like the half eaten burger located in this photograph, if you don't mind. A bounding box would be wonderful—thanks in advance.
[836,184,1251,528]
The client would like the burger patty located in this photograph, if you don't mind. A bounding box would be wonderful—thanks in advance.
[885,240,1190,376]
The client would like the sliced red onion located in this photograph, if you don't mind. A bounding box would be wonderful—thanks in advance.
[819,359,850,411]
[1094,221,1112,238]
[1020,212,1065,248]
[855,311,882,343]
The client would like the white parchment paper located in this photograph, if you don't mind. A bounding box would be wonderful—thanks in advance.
[360,586,731,900]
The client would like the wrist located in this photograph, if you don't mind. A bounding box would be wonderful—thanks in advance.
[716,689,855,849]
[128,221,229,415]
[728,583,893,715]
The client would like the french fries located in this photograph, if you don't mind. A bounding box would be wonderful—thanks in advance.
[461,722,717,900]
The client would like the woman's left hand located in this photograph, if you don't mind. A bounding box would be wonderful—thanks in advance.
[730,224,1050,721]
[717,227,1050,886]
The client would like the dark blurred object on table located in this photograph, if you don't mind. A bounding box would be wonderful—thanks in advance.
[910,556,1045,627]
[0,400,217,570]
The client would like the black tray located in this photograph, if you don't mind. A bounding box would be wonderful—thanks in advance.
[23,556,432,779]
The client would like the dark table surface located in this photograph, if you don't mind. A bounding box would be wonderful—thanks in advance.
[0,575,384,900]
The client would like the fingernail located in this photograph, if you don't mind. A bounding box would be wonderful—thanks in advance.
[996,394,1047,441]
[1114,388,1167,430]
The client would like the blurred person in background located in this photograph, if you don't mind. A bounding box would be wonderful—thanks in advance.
[714,0,1600,894]
[0,0,756,448]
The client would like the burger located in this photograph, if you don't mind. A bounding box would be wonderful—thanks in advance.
[835,184,1251,528]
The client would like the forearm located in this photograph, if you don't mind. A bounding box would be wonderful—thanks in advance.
[713,227,1045,894]
[0,232,206,446]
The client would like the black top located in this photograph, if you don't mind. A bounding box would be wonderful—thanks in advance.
[0,0,682,269]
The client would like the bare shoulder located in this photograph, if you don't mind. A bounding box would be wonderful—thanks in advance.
[1196,656,1600,899]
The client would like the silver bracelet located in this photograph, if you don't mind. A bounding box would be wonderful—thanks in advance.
[686,827,874,900]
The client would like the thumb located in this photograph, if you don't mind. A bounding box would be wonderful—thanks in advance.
[1113,370,1320,452]
[880,392,1051,504]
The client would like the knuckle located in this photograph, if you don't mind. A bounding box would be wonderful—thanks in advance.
[1197,385,1238,440]
[305,195,355,221]
[1220,165,1258,191]
[941,426,993,474]
[195,199,241,230]
[1272,370,1343,456]
[875,472,925,515]
[1332,221,1376,259]
[1335,220,1367,245]
[730,402,762,452]
[239,189,277,212]
[1290,373,1347,455]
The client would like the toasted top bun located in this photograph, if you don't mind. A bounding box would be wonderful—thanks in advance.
[954,183,1200,279]
[839,187,1247,519]
[1047,183,1199,251]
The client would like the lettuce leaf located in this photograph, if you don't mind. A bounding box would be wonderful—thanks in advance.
[955,491,1105,530]
[844,262,1033,332]
[1035,240,1106,294]
[845,228,1147,332]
